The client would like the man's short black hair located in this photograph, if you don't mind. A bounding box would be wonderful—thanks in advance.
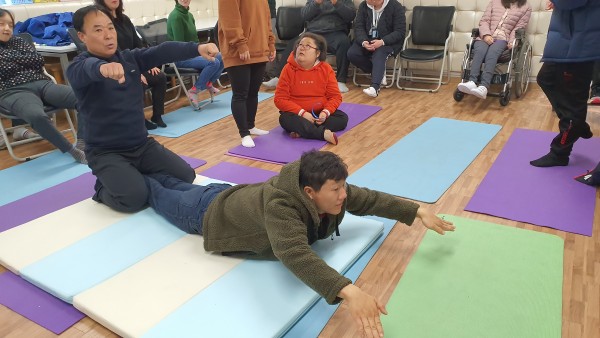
[299,150,348,191]
[73,5,113,32]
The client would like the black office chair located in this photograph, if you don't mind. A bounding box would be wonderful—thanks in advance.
[396,6,455,93]
[0,33,77,161]
[67,27,87,52]
[275,6,305,55]
[136,18,213,110]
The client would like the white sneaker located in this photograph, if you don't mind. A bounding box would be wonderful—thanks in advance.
[381,71,387,86]
[338,82,349,93]
[241,135,255,148]
[457,81,477,94]
[362,86,379,98]
[12,127,39,141]
[249,127,269,135]
[262,77,279,88]
[470,85,488,99]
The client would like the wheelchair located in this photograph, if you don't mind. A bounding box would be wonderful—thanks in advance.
[453,28,532,106]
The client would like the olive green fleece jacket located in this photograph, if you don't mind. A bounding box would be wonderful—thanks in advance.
[202,160,420,305]
[167,3,199,43]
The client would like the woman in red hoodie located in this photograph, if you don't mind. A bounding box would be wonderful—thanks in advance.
[274,33,348,145]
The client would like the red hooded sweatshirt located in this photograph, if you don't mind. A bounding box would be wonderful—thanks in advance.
[274,52,342,116]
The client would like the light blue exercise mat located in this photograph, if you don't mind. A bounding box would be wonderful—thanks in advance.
[148,91,274,138]
[350,118,501,203]
[142,214,384,338]
[19,209,185,303]
[0,150,89,207]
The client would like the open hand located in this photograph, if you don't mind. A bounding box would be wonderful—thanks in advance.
[416,207,455,235]
[339,284,387,338]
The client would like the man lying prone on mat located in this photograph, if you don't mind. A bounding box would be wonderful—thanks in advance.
[144,150,455,338]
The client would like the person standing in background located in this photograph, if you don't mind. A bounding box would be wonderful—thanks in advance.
[218,0,275,148]
[530,0,600,167]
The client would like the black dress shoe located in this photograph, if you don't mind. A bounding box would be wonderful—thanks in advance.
[151,116,167,128]
[145,119,157,130]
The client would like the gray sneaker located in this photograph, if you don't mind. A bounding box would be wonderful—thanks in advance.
[0,133,6,150]
[262,77,279,88]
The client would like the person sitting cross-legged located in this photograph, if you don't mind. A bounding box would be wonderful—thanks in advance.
[275,33,348,145]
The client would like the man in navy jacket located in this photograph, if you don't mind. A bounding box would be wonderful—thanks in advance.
[530,0,600,167]
[67,6,219,212]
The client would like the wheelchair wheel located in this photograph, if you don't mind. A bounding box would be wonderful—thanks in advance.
[499,90,511,106]
[514,43,532,98]
[453,89,464,102]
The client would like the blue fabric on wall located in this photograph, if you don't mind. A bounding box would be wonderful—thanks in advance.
[15,12,74,46]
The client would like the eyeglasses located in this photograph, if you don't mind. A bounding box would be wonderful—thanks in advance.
[297,43,318,51]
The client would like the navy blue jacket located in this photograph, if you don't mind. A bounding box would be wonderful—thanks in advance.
[542,0,600,63]
[67,42,198,150]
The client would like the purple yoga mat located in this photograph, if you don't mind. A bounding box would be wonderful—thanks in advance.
[200,162,278,184]
[227,103,382,164]
[0,155,206,334]
[465,128,600,236]
[0,271,85,334]
[0,155,206,234]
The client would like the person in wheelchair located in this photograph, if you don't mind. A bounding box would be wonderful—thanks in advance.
[457,0,531,100]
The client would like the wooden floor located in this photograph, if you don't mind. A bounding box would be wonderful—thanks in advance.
[0,78,599,338]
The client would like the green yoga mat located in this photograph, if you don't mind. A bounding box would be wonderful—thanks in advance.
[382,215,563,338]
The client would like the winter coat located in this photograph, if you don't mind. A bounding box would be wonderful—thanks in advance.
[542,0,600,63]
[478,0,531,44]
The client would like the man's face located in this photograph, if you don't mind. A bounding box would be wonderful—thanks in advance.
[307,179,347,215]
[77,11,117,58]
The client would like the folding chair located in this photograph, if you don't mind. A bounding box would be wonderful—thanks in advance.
[136,18,213,110]
[0,33,77,161]
[275,6,305,56]
[352,54,399,89]
[211,21,229,89]
[396,6,455,93]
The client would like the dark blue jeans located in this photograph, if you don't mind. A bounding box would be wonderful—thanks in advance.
[144,174,232,234]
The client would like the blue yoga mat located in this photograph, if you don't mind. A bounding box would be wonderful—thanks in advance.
[284,216,395,338]
[19,209,185,303]
[0,151,89,207]
[350,118,501,203]
[142,214,384,338]
[148,91,274,138]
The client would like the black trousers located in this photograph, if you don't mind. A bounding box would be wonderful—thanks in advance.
[347,43,394,89]
[537,61,594,157]
[86,137,196,213]
[279,109,348,140]
[143,70,167,119]
[592,61,600,95]
[227,62,267,137]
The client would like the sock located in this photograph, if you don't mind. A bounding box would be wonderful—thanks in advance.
[75,138,85,151]
[249,127,269,135]
[530,152,569,167]
[68,146,87,164]
[241,135,255,148]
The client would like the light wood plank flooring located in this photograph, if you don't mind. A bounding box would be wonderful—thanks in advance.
[0,78,598,338]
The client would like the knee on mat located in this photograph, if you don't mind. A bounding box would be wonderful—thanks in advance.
[112,189,149,213]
